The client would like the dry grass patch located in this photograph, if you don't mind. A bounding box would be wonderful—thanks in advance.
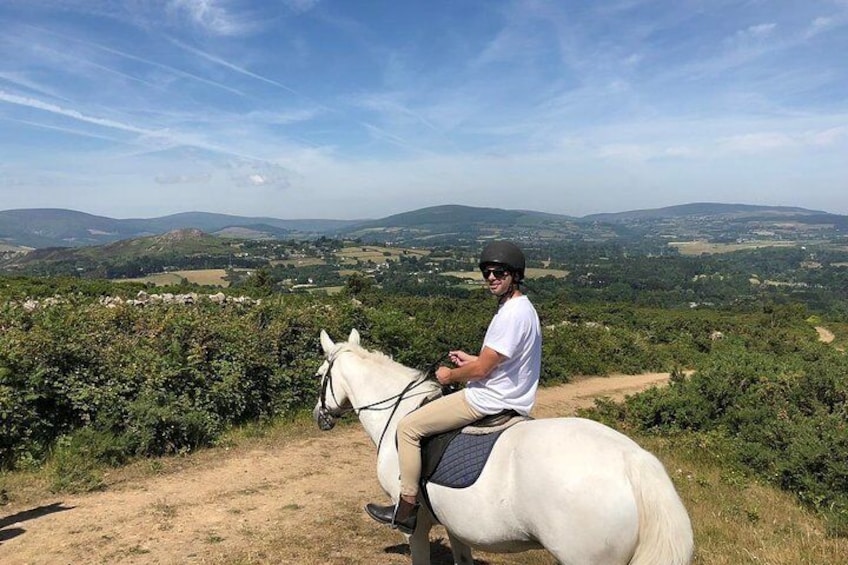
[117,269,230,287]
[175,269,229,286]
[639,434,848,565]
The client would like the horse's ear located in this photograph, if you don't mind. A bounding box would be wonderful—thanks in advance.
[320,329,335,355]
[348,328,361,345]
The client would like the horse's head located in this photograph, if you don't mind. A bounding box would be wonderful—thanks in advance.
[313,328,361,431]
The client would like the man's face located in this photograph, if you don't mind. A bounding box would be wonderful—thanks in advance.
[481,264,513,296]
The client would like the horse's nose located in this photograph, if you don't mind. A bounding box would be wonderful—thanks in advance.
[314,405,336,431]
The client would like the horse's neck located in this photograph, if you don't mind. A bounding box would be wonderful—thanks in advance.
[338,353,430,449]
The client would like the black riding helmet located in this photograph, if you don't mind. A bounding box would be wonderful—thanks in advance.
[479,241,526,282]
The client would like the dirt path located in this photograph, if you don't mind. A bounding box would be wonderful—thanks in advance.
[0,373,670,565]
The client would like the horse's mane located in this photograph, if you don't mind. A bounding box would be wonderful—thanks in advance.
[339,342,434,385]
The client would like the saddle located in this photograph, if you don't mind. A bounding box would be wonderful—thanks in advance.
[418,410,530,521]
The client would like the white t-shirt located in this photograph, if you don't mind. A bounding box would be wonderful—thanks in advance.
[465,295,542,416]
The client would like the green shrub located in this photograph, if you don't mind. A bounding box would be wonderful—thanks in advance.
[599,343,848,535]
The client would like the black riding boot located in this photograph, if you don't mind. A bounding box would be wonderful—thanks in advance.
[365,498,419,534]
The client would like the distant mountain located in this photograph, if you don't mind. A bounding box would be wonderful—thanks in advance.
[350,204,573,228]
[0,209,149,248]
[340,204,584,244]
[0,208,360,249]
[121,211,358,235]
[0,203,845,251]
[583,202,826,222]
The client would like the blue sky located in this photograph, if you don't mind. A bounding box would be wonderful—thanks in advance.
[1,1,846,220]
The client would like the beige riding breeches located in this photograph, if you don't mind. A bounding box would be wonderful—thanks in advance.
[397,390,484,498]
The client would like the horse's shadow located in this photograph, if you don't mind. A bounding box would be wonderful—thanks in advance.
[0,502,75,544]
[385,537,490,564]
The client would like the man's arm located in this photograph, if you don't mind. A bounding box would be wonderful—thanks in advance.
[436,346,504,385]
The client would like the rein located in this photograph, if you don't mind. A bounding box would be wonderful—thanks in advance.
[317,349,449,453]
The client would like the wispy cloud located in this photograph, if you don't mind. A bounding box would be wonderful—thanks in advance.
[718,132,796,154]
[717,123,848,154]
[804,125,848,146]
[19,24,246,97]
[154,173,213,185]
[0,71,72,102]
[738,23,778,40]
[282,0,321,14]
[352,93,443,133]
[0,90,156,135]
[0,115,131,144]
[166,0,260,36]
[168,38,301,95]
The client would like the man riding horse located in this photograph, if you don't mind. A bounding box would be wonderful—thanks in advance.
[365,240,542,534]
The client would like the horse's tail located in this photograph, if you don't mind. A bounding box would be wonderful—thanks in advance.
[626,449,694,565]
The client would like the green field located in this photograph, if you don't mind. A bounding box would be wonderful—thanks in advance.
[270,257,326,267]
[336,245,429,265]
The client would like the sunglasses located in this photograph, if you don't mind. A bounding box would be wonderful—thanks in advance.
[481,267,510,279]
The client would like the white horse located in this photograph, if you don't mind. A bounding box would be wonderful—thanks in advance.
[313,329,694,565]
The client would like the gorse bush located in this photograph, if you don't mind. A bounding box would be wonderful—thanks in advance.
[0,294,345,469]
[594,341,848,535]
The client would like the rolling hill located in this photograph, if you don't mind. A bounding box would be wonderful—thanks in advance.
[0,208,359,249]
[1,202,846,253]
[581,202,826,222]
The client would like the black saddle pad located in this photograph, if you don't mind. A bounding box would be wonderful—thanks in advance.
[424,429,505,489]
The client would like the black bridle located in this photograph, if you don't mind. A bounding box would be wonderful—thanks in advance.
[316,349,448,453]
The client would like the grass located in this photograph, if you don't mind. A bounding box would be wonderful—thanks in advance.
[151,498,178,519]
[205,532,225,544]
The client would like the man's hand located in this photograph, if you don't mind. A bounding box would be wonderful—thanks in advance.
[449,350,476,367]
[435,366,453,385]
[438,347,504,384]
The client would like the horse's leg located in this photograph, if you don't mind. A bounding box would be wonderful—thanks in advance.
[446,530,473,565]
[408,523,431,565]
